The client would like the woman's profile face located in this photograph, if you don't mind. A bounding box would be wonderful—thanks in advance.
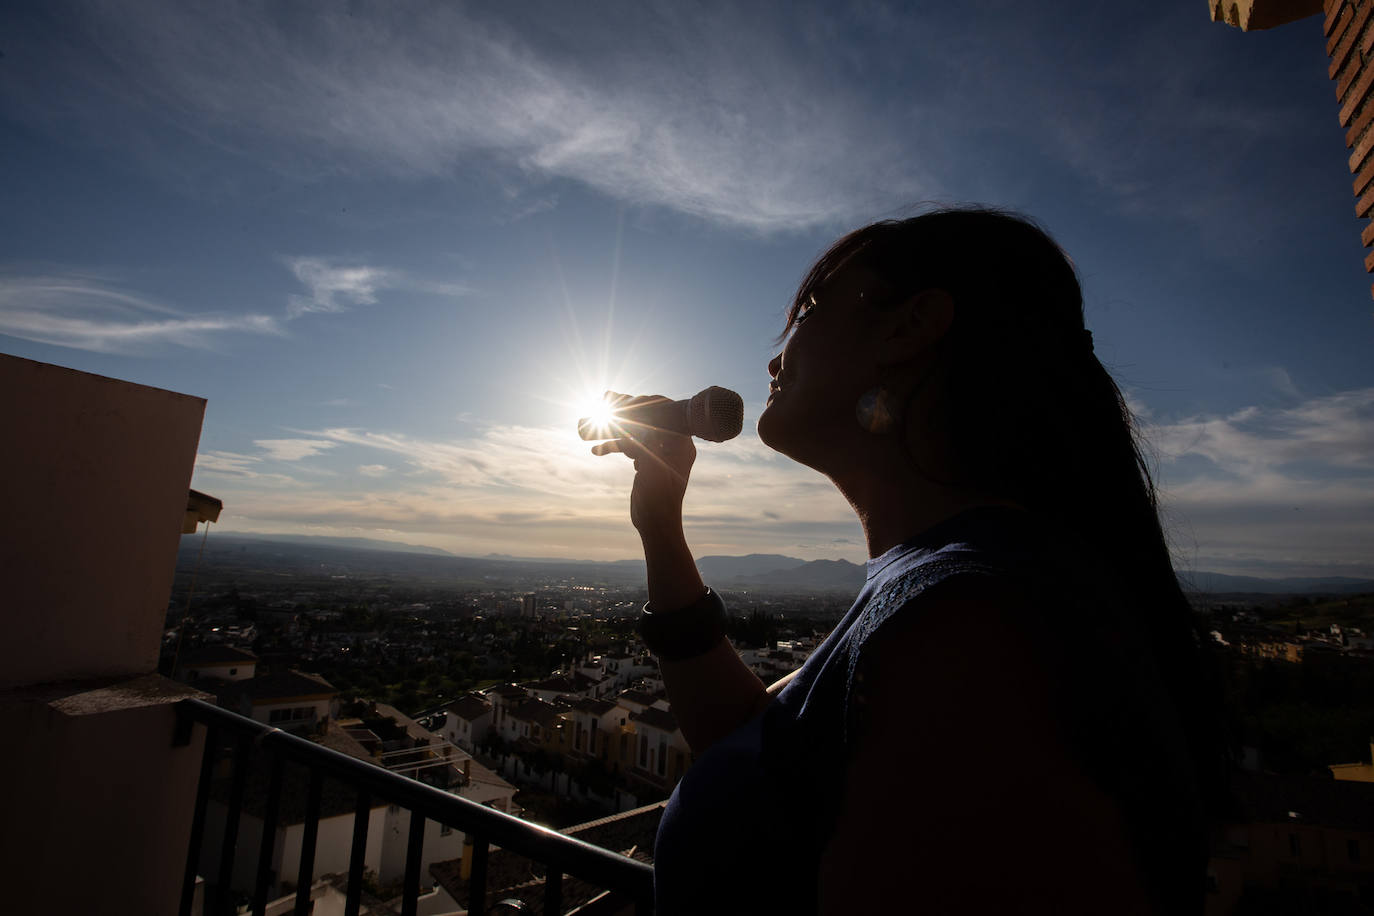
[757,262,889,464]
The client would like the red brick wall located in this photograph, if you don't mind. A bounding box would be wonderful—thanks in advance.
[1326,0,1374,294]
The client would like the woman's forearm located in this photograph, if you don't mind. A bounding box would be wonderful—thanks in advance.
[660,641,769,753]
[640,521,770,753]
[639,518,706,610]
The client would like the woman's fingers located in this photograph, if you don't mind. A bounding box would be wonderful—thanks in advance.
[590,432,691,474]
[581,391,673,442]
[591,436,656,460]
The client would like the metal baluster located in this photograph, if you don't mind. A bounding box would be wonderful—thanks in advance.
[544,868,563,914]
[344,789,371,916]
[294,768,323,915]
[217,733,253,914]
[251,752,284,916]
[401,809,426,916]
[179,721,217,916]
[469,837,489,916]
[171,700,656,916]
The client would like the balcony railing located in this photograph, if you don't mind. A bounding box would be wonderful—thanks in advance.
[174,698,654,916]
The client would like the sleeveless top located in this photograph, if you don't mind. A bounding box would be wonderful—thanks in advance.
[651,506,1205,915]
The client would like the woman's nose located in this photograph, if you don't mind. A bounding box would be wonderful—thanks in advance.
[767,353,782,378]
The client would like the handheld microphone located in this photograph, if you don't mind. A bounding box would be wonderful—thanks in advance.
[578,386,744,442]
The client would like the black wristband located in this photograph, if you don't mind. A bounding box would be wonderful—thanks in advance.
[640,587,727,662]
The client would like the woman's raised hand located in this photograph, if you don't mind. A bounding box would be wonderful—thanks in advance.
[588,392,698,538]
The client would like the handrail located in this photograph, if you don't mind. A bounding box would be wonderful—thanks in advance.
[175,697,653,916]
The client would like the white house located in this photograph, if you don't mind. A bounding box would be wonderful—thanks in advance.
[614,689,665,717]
[174,645,258,683]
[627,705,691,789]
[369,704,516,890]
[600,653,659,692]
[227,670,339,735]
[441,693,492,752]
[481,683,531,737]
[498,697,563,745]
[564,696,622,760]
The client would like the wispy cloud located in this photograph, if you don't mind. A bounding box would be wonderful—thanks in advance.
[10,2,936,232]
[283,257,470,319]
[195,451,262,478]
[254,438,337,461]
[2,2,1327,243]
[0,255,464,355]
[285,259,389,319]
[194,450,300,487]
[1148,388,1374,577]
[0,275,281,353]
[1152,389,1374,479]
[197,387,1374,575]
[206,421,856,559]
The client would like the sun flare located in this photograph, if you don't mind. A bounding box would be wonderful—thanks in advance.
[576,391,620,439]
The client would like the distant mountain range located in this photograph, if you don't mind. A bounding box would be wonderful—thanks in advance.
[695,554,807,580]
[217,532,456,556]
[186,532,1373,596]
[1176,570,1374,595]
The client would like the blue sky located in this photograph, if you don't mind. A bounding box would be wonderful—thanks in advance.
[3,0,1372,577]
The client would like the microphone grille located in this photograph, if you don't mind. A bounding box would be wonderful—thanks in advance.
[690,386,744,442]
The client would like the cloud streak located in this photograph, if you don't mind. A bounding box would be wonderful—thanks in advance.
[285,259,389,319]
[283,257,470,319]
[253,438,337,461]
[0,254,463,356]
[0,275,281,353]
[200,420,857,560]
[194,387,1374,575]
[1147,388,1374,577]
[12,1,936,232]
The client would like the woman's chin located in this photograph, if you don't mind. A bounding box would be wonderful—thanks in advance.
[756,402,783,449]
[756,403,804,458]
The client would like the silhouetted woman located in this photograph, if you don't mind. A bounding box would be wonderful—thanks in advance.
[590,208,1219,914]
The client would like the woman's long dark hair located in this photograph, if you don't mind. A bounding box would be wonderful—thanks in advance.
[790,206,1226,823]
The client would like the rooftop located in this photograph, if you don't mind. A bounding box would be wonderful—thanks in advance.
[178,645,258,666]
[629,707,678,733]
[445,693,493,721]
[223,669,337,703]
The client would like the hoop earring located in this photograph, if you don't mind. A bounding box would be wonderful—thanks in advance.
[855,385,898,434]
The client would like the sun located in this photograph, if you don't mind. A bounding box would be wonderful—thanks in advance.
[576,391,621,440]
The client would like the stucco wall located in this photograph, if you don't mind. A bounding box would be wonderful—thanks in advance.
[277,807,388,895]
[185,662,256,682]
[0,354,205,688]
[378,804,468,885]
[0,678,209,915]
[251,697,333,727]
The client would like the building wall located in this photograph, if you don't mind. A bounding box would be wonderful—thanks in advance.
[184,661,256,682]
[1324,0,1374,295]
[377,804,468,886]
[1331,762,1374,781]
[1238,821,1374,886]
[0,354,205,688]
[276,807,388,899]
[629,723,690,786]
[0,355,210,916]
[251,696,333,730]
[1330,741,1374,781]
[0,680,208,916]
[442,711,491,752]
